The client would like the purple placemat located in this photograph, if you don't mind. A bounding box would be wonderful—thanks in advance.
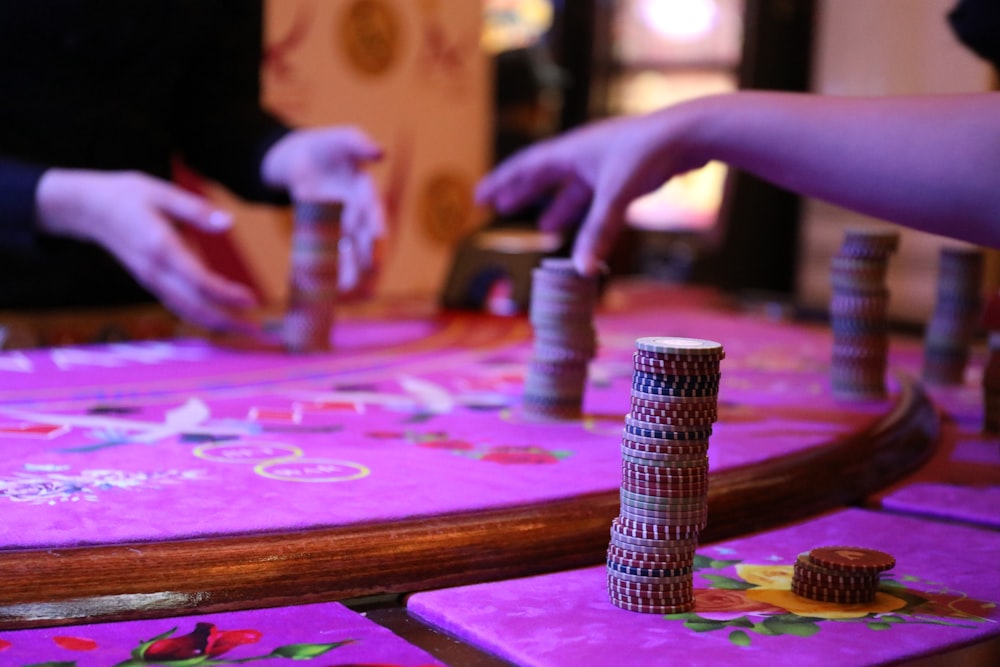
[408,509,1000,667]
[0,299,911,550]
[0,601,442,667]
[881,482,1000,528]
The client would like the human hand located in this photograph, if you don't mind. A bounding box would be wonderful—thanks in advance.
[261,127,385,297]
[35,169,259,332]
[476,106,709,275]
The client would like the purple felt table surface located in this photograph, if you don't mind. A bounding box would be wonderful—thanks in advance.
[0,601,442,667]
[408,508,1000,667]
[0,287,919,550]
[881,482,1000,528]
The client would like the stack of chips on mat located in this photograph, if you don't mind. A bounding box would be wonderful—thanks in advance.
[282,200,342,353]
[792,546,895,604]
[523,258,599,420]
[922,246,983,385]
[981,294,1000,433]
[607,336,724,614]
[828,228,900,399]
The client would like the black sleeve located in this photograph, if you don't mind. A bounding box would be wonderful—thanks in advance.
[949,0,1000,71]
[171,0,292,203]
[0,157,47,249]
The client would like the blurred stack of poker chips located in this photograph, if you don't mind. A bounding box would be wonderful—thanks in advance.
[282,200,342,353]
[828,228,899,400]
[607,336,724,614]
[792,546,895,604]
[922,246,984,385]
[522,258,599,420]
[981,294,1000,434]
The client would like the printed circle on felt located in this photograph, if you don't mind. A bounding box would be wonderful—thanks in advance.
[255,458,370,483]
[420,170,476,244]
[339,0,401,76]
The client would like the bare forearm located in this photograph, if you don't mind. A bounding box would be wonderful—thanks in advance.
[682,91,1000,246]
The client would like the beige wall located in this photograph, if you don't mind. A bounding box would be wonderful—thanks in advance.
[796,0,992,322]
[218,0,490,305]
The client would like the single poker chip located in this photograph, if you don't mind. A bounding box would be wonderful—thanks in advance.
[607,550,696,570]
[808,546,896,573]
[608,595,695,614]
[632,351,722,367]
[607,580,695,599]
[629,394,719,409]
[615,518,703,538]
[619,508,707,529]
[624,414,714,432]
[607,568,694,585]
[619,487,707,507]
[621,452,709,469]
[632,376,722,391]
[623,424,713,441]
[621,458,709,475]
[610,532,689,551]
[632,384,719,399]
[621,465,709,481]
[620,481,707,501]
[608,534,699,555]
[607,559,693,578]
[631,387,719,404]
[619,492,708,514]
[620,436,711,455]
[632,356,722,372]
[619,506,708,528]
[625,412,716,428]
[618,505,706,527]
[620,475,709,493]
[632,370,723,385]
[620,450,709,467]
[635,337,724,356]
[611,519,702,541]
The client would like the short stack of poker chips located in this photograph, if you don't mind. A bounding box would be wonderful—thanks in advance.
[922,246,983,385]
[282,200,342,353]
[828,228,899,399]
[607,336,724,614]
[792,546,895,604]
[522,258,599,420]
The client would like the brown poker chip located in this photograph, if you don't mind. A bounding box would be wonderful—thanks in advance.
[808,546,896,573]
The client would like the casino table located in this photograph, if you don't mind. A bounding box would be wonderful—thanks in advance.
[0,281,938,630]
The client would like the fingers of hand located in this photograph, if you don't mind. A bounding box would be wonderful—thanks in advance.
[149,179,232,232]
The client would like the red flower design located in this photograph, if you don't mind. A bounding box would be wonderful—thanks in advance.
[481,445,559,464]
[0,639,10,651]
[694,588,785,614]
[418,438,474,451]
[912,590,998,620]
[144,623,261,661]
[54,635,98,651]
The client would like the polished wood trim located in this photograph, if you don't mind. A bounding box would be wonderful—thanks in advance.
[0,374,937,630]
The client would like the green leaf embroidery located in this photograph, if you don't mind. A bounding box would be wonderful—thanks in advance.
[268,639,354,659]
[700,573,755,590]
[729,630,752,647]
[867,621,893,631]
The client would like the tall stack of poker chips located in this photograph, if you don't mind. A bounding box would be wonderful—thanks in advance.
[828,228,899,399]
[792,546,895,604]
[282,200,342,353]
[522,258,599,420]
[607,336,724,614]
[922,246,983,385]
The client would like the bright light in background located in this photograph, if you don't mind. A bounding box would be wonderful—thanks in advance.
[482,0,554,54]
[638,0,719,42]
